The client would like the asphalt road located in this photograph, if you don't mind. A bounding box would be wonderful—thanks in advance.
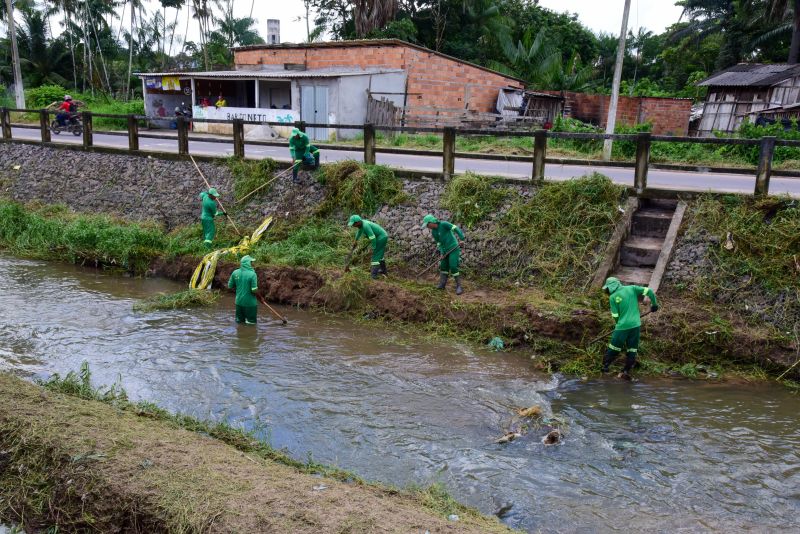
[10,126,800,196]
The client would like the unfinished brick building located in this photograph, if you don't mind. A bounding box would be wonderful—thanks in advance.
[231,39,525,135]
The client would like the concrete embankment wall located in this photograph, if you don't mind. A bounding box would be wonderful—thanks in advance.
[0,142,527,273]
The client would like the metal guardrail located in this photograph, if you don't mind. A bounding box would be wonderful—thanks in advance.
[0,107,791,197]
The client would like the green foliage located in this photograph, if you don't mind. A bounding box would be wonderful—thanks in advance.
[316,160,408,217]
[317,270,370,311]
[250,219,350,267]
[25,84,69,109]
[88,98,146,130]
[226,157,279,203]
[0,200,170,274]
[133,289,220,312]
[40,361,127,403]
[723,120,800,165]
[496,173,625,287]
[440,173,512,228]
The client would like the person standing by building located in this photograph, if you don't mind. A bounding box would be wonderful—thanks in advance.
[199,188,225,248]
[421,214,466,295]
[288,128,320,183]
[601,277,660,380]
[347,215,388,278]
[215,94,227,108]
[228,255,259,325]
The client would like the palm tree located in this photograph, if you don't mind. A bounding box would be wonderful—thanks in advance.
[190,0,212,70]
[16,3,70,87]
[759,0,800,63]
[353,0,397,38]
[4,0,29,107]
[489,29,561,88]
[160,0,183,69]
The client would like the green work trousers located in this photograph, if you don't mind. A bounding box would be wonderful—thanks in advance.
[371,235,388,266]
[201,218,216,246]
[439,247,461,277]
[236,305,257,325]
[608,326,641,354]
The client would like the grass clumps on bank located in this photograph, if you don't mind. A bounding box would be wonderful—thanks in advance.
[316,160,408,216]
[133,288,220,312]
[226,157,278,203]
[493,173,625,288]
[251,218,352,267]
[441,172,512,228]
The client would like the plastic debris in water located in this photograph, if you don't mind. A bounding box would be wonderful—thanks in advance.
[487,337,505,351]
[517,405,542,418]
[448,514,460,522]
[495,431,522,444]
[542,430,561,445]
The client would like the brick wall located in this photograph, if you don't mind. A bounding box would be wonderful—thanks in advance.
[235,43,522,125]
[548,91,692,135]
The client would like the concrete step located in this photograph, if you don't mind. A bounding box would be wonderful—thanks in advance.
[642,198,679,211]
[620,236,663,267]
[632,209,674,238]
[611,266,653,286]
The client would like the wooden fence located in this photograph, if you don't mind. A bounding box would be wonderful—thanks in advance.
[1,107,797,198]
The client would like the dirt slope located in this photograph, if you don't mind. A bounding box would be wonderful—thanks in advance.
[0,374,512,533]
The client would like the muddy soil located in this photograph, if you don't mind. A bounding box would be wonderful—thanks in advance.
[152,257,798,375]
[0,374,510,533]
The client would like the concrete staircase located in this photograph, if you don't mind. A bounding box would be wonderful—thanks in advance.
[610,199,678,287]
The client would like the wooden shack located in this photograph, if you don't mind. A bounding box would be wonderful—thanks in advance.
[696,63,800,135]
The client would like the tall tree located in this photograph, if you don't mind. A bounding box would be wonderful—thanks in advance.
[5,0,26,107]
[353,0,397,37]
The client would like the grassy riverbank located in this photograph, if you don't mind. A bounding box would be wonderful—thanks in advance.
[0,165,797,383]
[0,369,510,533]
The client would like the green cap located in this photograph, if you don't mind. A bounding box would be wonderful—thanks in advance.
[602,277,621,291]
[421,214,438,228]
[241,255,254,268]
[348,214,362,227]
[208,188,219,197]
[291,128,300,136]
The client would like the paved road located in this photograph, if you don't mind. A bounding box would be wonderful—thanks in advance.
[10,126,800,196]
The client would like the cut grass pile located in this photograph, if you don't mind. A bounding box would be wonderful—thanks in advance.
[440,172,512,228]
[315,160,408,217]
[133,288,220,312]
[250,218,352,267]
[492,173,625,288]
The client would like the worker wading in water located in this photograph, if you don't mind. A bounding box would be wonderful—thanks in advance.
[601,277,660,380]
[421,214,466,295]
[289,128,320,183]
[228,255,259,325]
[348,215,388,279]
[199,188,225,248]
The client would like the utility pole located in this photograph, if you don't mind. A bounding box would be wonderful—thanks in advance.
[6,0,26,108]
[603,0,631,161]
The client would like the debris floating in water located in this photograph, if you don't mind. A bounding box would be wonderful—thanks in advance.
[495,431,522,444]
[517,405,542,418]
[133,289,220,312]
[487,337,505,351]
[542,430,561,446]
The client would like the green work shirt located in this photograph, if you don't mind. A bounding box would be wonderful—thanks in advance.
[609,284,658,331]
[289,131,311,160]
[431,220,464,252]
[200,192,221,221]
[355,219,388,243]
[228,265,258,307]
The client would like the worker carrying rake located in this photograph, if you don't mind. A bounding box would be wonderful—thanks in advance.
[228,255,259,325]
[421,214,466,295]
[289,128,320,183]
[199,187,226,248]
[347,215,388,279]
[601,277,660,380]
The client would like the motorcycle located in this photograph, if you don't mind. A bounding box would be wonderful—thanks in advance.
[50,114,83,136]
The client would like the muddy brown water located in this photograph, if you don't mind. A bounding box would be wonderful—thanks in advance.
[1,255,798,532]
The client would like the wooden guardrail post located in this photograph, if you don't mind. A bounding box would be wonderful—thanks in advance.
[634,132,651,193]
[363,123,376,165]
[39,109,51,143]
[754,136,776,197]
[0,108,11,139]
[532,129,547,183]
[127,114,139,151]
[233,119,245,158]
[442,127,456,179]
[82,111,93,148]
[177,116,189,155]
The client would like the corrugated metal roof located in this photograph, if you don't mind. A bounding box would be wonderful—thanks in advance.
[230,39,528,85]
[134,68,403,79]
[698,63,800,87]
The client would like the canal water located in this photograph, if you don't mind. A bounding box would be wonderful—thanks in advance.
[0,255,797,532]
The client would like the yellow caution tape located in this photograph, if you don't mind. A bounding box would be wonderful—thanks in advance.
[189,216,274,290]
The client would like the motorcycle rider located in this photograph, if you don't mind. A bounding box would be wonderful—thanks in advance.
[56,95,77,127]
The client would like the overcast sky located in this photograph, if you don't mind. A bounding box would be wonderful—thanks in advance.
[129,1,685,46]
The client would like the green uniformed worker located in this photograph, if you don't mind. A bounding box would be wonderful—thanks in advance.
[601,277,660,380]
[228,255,259,325]
[348,215,388,278]
[199,187,225,248]
[289,128,320,183]
[421,214,466,295]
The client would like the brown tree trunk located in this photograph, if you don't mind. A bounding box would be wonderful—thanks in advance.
[790,0,800,63]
